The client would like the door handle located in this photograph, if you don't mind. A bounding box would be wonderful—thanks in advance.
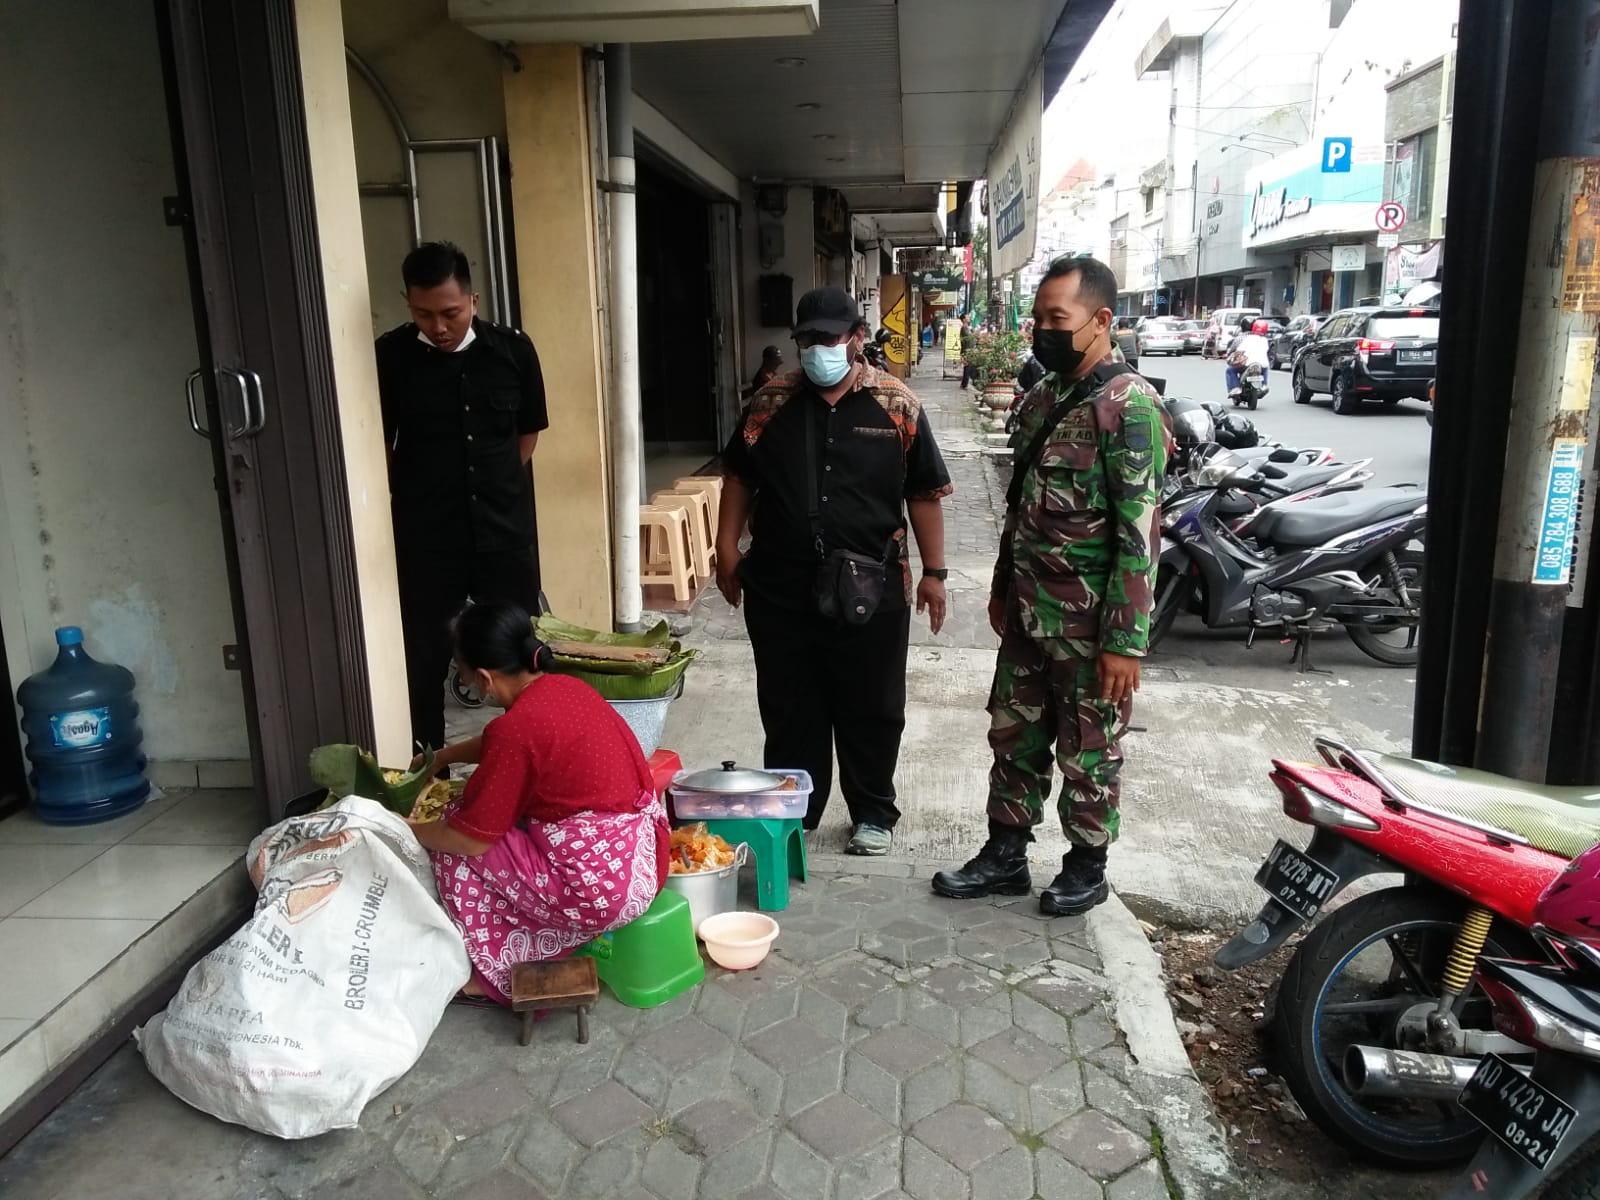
[240,368,266,435]
[184,369,211,438]
[218,367,267,438]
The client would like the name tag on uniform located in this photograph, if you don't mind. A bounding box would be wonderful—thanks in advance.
[852,426,898,438]
[1054,408,1097,445]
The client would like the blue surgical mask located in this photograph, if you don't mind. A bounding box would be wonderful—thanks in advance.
[800,343,852,387]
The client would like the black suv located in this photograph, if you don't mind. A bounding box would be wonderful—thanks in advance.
[1291,307,1439,415]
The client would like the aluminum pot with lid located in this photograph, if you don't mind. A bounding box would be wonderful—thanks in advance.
[662,843,750,935]
[677,760,786,795]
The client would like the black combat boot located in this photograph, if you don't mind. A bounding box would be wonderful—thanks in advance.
[1038,845,1110,916]
[931,823,1033,899]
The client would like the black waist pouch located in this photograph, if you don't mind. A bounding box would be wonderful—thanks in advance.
[813,550,887,625]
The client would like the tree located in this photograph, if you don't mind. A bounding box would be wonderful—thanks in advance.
[969,224,992,324]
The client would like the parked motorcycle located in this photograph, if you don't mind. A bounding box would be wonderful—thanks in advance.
[1435,844,1600,1197]
[1228,442,1336,469]
[1150,445,1425,665]
[1218,738,1589,1167]
[1162,451,1375,537]
[864,327,892,369]
[1225,458,1377,539]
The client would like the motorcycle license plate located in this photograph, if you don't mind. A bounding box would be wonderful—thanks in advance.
[1460,1053,1576,1170]
[1253,840,1339,921]
[1398,349,1435,363]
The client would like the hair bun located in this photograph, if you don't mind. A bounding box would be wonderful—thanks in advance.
[523,630,554,673]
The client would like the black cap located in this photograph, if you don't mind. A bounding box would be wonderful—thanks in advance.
[793,286,861,337]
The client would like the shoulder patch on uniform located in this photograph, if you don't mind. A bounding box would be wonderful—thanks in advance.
[1123,416,1153,453]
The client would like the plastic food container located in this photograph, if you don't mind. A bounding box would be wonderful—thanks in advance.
[670,768,813,821]
[661,843,747,933]
[697,912,779,970]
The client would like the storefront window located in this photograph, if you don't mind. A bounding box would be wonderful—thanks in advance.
[1397,129,1438,227]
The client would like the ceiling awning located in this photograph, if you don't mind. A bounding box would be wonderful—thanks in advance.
[869,209,947,247]
[622,0,1113,186]
[448,0,819,44]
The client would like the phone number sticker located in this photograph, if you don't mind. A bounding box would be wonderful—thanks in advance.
[1533,439,1585,585]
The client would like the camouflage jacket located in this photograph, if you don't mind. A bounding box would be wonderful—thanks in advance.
[993,350,1171,656]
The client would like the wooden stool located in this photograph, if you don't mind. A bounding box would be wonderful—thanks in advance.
[655,489,714,578]
[648,493,712,581]
[639,504,694,602]
[511,958,600,1046]
[673,476,724,542]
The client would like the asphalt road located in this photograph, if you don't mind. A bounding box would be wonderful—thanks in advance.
[1137,349,1432,751]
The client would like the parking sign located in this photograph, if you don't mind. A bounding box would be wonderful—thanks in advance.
[1322,137,1353,173]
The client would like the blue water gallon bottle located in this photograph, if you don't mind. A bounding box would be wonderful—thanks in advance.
[16,626,150,824]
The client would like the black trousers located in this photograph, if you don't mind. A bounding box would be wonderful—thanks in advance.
[396,543,540,754]
[742,590,910,831]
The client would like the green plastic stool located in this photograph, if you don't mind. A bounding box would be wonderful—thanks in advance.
[701,817,807,912]
[574,888,704,1008]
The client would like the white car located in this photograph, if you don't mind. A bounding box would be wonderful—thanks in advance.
[1137,319,1188,357]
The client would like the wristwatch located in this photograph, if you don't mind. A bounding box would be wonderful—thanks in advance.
[921,567,949,581]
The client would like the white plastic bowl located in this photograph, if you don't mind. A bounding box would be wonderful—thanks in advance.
[697,911,779,970]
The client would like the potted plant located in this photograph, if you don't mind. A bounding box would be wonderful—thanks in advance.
[963,330,1027,413]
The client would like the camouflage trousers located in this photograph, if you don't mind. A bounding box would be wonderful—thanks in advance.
[986,617,1133,847]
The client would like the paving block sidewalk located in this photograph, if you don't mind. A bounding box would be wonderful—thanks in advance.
[0,867,1234,1200]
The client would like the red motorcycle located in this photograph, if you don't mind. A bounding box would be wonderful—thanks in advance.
[1218,736,1600,1166]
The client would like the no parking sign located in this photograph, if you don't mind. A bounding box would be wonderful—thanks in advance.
[1375,201,1407,233]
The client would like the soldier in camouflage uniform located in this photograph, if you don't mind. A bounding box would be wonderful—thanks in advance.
[934,257,1170,916]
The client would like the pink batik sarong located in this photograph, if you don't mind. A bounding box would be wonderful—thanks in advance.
[432,793,668,1004]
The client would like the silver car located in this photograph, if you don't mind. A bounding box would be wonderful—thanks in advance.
[1179,321,1205,353]
[1137,318,1188,357]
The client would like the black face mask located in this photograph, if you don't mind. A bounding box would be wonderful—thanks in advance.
[1032,318,1096,376]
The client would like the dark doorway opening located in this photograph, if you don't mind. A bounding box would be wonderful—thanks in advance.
[636,159,716,455]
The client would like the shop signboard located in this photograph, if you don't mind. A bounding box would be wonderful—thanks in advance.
[986,67,1041,276]
[1331,245,1366,272]
[1242,140,1385,250]
[1383,241,1443,290]
[913,268,963,293]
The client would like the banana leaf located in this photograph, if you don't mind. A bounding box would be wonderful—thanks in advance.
[557,650,696,700]
[535,613,673,649]
[547,647,683,676]
[308,743,435,817]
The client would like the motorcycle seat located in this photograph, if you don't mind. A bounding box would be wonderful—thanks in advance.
[1265,487,1425,548]
[1368,751,1600,859]
[1264,463,1350,494]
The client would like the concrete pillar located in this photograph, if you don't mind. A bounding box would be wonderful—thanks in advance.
[293,0,410,764]
[502,44,613,630]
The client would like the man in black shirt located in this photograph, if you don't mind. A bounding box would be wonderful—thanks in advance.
[374,242,548,754]
[715,286,952,856]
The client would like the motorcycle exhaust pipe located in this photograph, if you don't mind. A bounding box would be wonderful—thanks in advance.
[1343,1045,1480,1100]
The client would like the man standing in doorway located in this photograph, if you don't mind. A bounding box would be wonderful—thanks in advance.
[933,258,1168,915]
[743,345,784,401]
[716,286,952,856]
[375,241,548,755]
